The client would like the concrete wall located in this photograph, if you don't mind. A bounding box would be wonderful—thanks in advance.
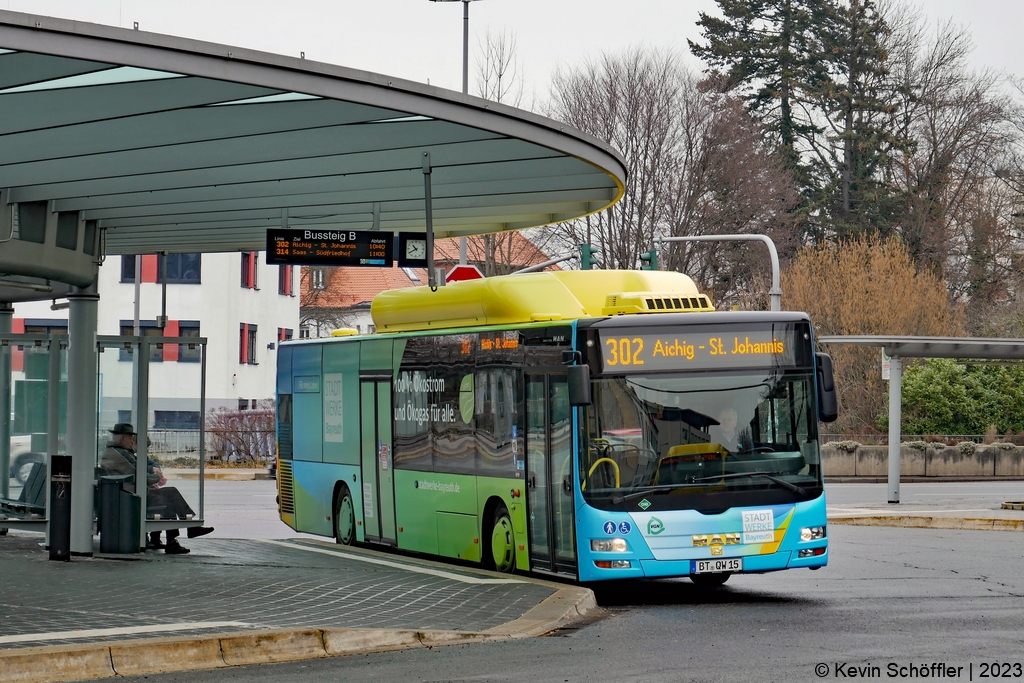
[823,444,1024,478]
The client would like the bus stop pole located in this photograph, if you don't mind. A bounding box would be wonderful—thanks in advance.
[135,339,149,551]
[423,152,437,290]
[0,303,12,503]
[887,353,902,504]
[45,335,60,547]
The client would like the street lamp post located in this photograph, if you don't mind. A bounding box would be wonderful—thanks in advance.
[431,0,482,266]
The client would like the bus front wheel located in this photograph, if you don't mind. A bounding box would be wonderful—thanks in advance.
[488,503,516,574]
[333,486,356,546]
[690,572,731,587]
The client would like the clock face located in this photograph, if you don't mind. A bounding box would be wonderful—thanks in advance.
[406,239,427,260]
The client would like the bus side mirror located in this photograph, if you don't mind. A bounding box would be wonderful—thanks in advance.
[567,364,592,406]
[816,352,838,423]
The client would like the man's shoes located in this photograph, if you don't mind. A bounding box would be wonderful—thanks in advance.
[146,533,165,550]
[165,541,191,555]
[186,526,214,539]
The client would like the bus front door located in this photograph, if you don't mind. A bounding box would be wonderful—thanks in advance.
[360,379,396,546]
[526,374,577,576]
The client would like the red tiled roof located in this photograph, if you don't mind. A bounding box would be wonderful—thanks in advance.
[302,233,558,310]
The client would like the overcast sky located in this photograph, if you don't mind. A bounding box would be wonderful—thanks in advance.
[7,0,1021,104]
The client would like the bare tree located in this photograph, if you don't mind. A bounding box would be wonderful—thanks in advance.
[545,48,691,270]
[476,27,524,107]
[784,235,965,432]
[543,48,799,307]
[299,266,357,337]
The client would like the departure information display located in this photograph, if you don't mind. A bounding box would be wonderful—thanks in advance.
[597,326,803,373]
[266,229,393,266]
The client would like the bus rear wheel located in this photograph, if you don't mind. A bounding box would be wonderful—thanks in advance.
[488,503,516,574]
[333,486,355,546]
[690,572,731,587]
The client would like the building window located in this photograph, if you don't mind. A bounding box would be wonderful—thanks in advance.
[119,321,165,362]
[238,399,249,411]
[241,252,258,289]
[153,410,200,430]
[311,268,326,291]
[277,327,293,342]
[23,319,68,335]
[299,327,311,339]
[178,321,201,363]
[158,253,202,284]
[121,255,137,283]
[278,265,293,295]
[239,323,258,365]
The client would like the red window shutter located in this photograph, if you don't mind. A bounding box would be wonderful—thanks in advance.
[248,253,257,289]
[240,323,249,364]
[12,318,24,372]
[286,265,293,295]
[165,320,179,362]
[142,255,159,283]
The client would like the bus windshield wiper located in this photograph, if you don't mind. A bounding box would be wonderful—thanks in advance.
[611,485,691,504]
[691,471,807,496]
[609,472,807,504]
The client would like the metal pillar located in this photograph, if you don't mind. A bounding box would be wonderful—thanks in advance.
[423,152,437,290]
[67,283,98,555]
[655,234,783,311]
[0,303,12,502]
[134,339,149,550]
[45,334,61,546]
[887,353,902,504]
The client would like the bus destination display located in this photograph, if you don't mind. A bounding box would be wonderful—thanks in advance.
[266,229,393,266]
[597,327,798,372]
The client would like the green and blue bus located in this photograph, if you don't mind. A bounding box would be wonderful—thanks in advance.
[276,269,837,583]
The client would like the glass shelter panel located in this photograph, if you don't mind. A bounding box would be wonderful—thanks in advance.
[1,334,67,526]
[97,336,207,547]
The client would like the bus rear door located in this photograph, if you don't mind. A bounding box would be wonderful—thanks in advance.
[360,376,396,545]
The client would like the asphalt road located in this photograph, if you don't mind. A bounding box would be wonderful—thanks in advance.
[113,482,1024,683]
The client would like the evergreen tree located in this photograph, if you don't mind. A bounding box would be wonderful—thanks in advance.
[808,0,907,239]
[689,0,832,176]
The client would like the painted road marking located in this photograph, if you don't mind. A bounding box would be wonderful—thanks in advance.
[263,539,523,585]
[0,622,250,645]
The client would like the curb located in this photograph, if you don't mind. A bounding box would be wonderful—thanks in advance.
[829,515,1024,532]
[0,587,597,683]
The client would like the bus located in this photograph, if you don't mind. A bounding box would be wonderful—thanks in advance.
[275,269,837,584]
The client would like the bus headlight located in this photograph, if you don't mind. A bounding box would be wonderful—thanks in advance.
[800,526,826,542]
[591,538,628,552]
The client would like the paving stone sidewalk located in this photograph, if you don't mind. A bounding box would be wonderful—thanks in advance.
[0,534,555,650]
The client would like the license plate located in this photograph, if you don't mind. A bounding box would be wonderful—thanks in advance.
[692,558,742,574]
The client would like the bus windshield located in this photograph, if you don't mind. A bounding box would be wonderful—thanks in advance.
[581,370,822,511]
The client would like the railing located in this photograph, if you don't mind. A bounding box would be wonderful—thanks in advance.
[821,434,993,446]
[148,429,276,464]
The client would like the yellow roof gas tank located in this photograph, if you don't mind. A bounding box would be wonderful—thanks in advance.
[371,270,713,333]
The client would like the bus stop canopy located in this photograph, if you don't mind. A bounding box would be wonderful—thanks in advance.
[0,10,625,301]
[817,335,1024,504]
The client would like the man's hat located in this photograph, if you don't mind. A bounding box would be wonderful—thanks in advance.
[109,423,136,435]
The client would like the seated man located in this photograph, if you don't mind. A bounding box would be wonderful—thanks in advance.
[101,423,213,554]
[708,408,753,454]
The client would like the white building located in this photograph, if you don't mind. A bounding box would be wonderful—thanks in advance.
[14,252,299,429]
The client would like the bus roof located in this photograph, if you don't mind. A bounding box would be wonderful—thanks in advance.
[370,270,713,333]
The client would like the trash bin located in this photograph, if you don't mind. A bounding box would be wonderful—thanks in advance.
[49,455,72,561]
[98,475,141,554]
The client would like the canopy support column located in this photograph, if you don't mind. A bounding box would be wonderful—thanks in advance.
[67,283,98,555]
[887,353,902,504]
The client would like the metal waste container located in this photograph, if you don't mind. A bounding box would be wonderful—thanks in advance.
[98,475,141,553]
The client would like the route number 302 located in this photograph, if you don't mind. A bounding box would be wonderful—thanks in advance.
[604,338,645,366]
